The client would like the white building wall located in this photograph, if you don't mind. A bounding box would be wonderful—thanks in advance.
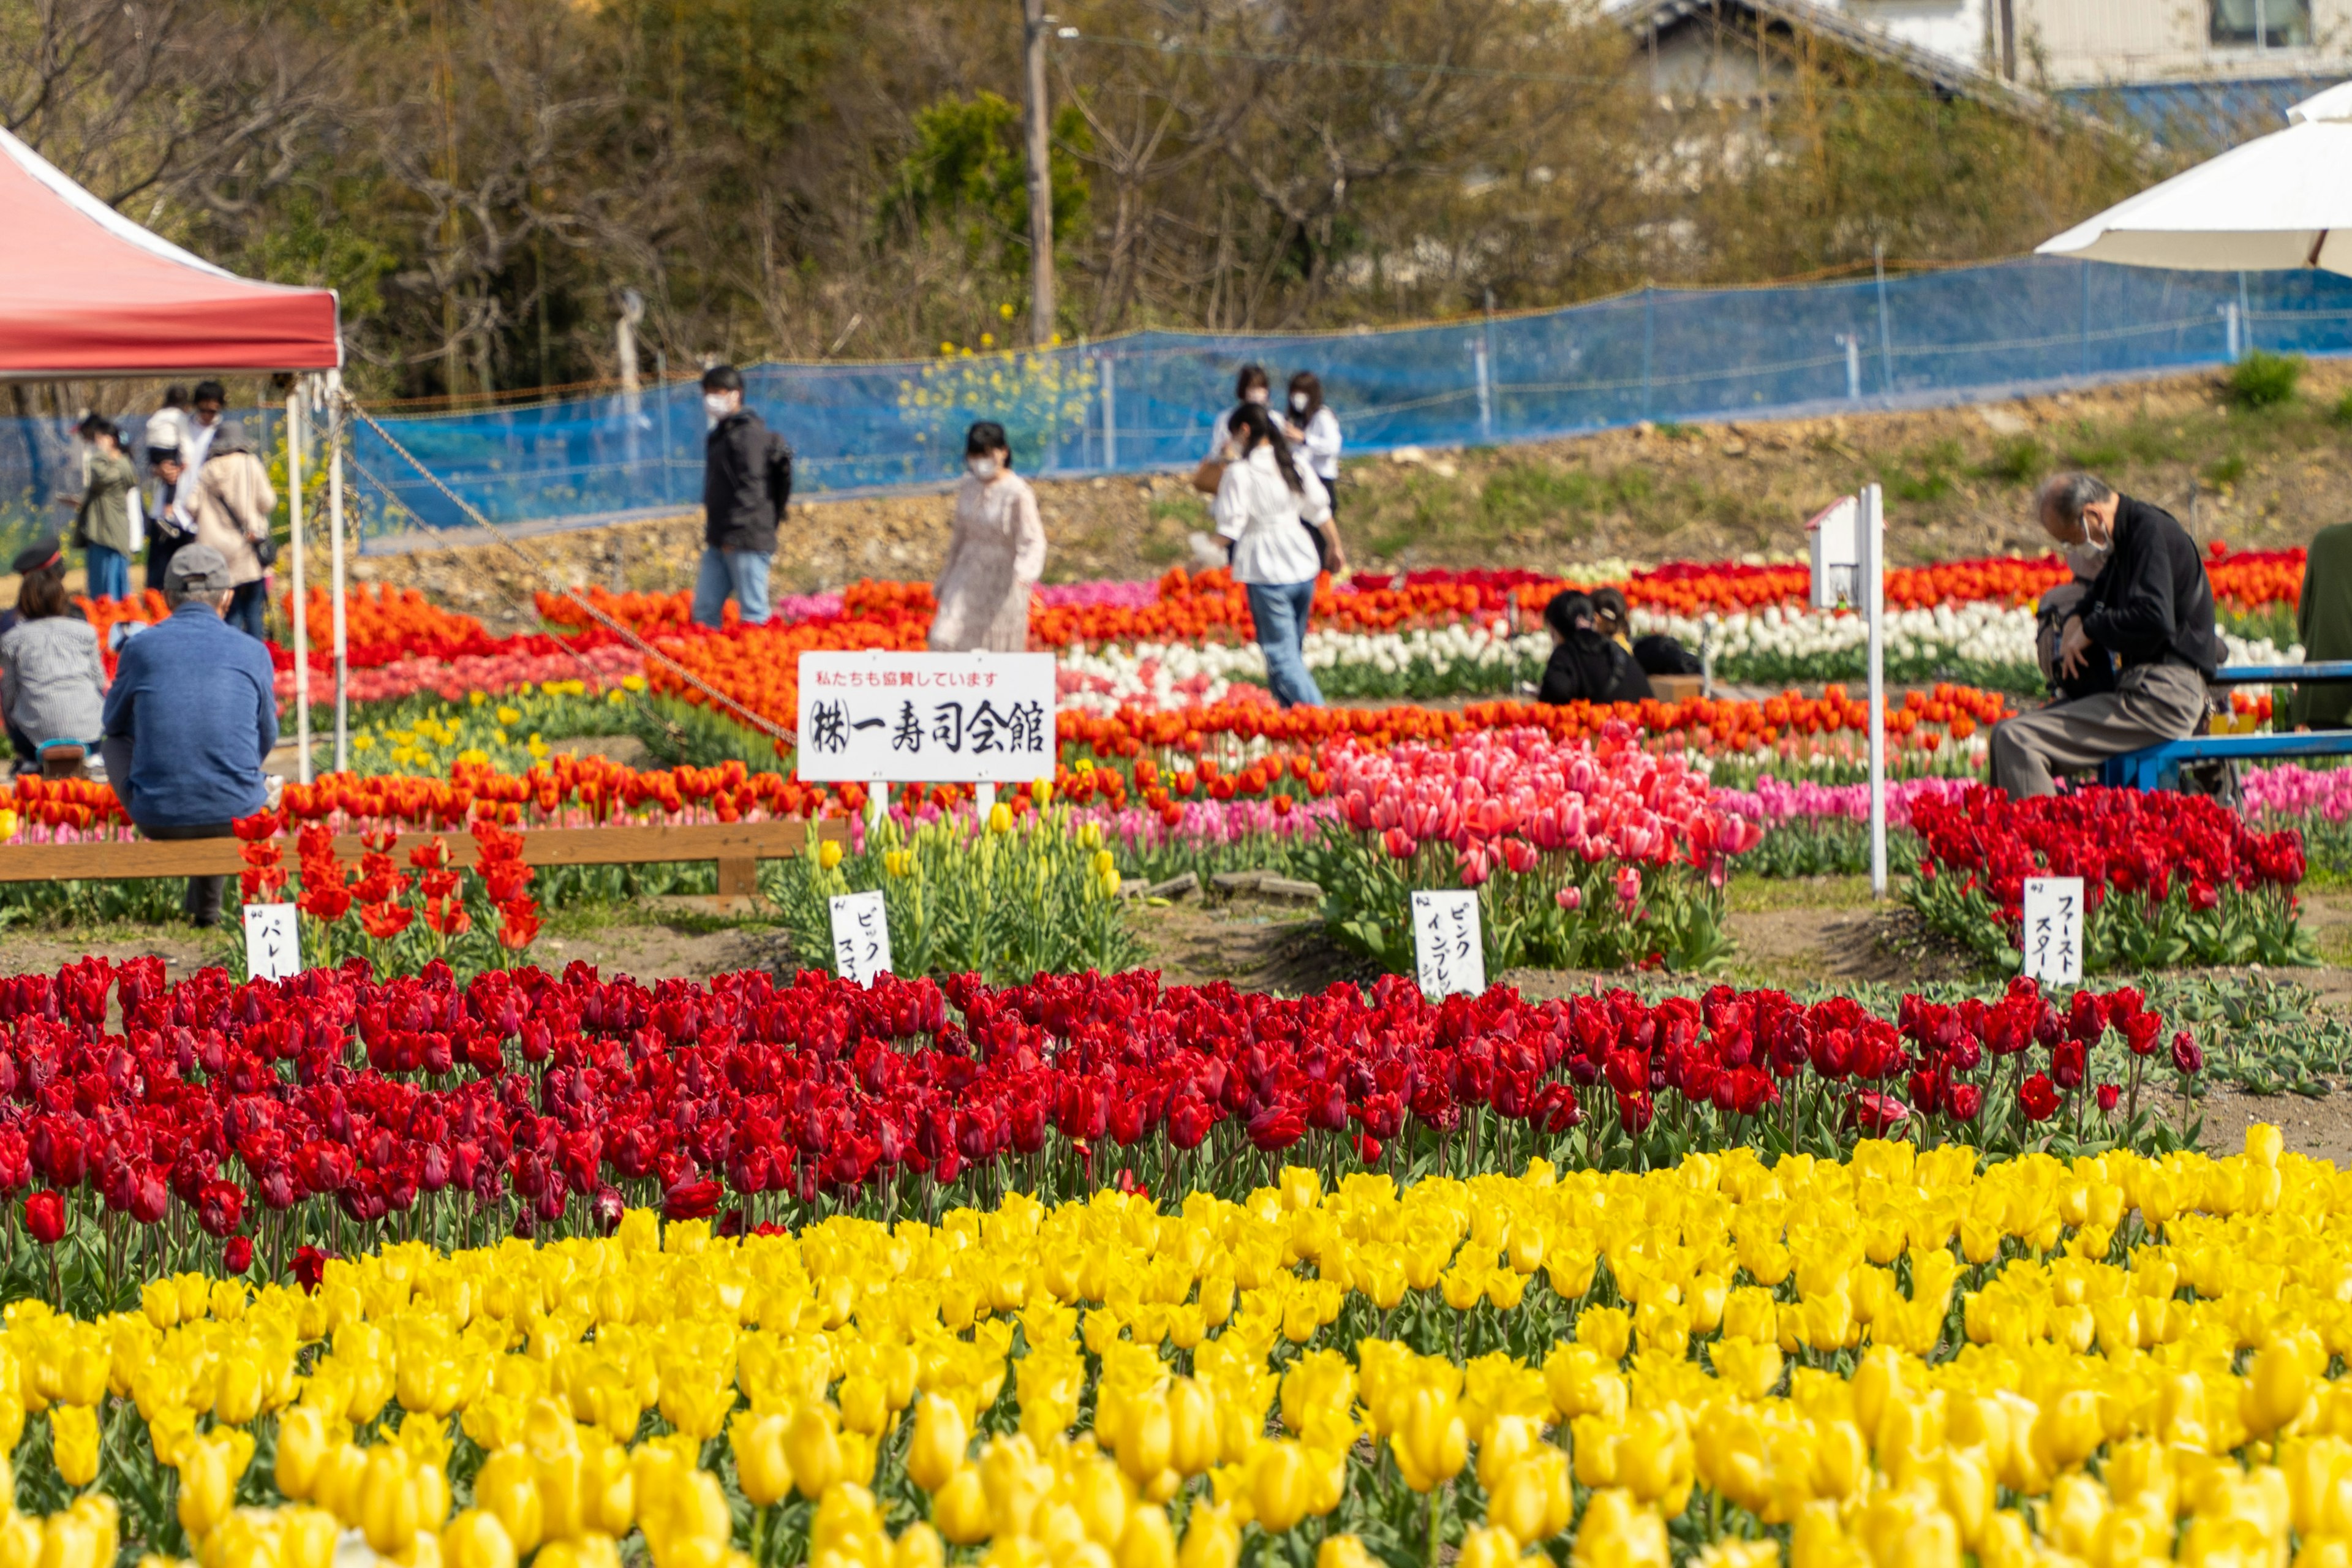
[1835,0,1996,69]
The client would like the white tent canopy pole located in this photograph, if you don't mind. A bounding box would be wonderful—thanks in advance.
[287,380,311,785]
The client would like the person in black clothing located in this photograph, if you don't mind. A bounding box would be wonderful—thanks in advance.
[1537,591,1653,706]
[692,364,790,628]
[1988,472,2220,797]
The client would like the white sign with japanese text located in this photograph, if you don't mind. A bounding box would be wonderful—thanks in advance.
[243,903,300,982]
[1412,890,1485,998]
[796,651,1055,783]
[829,891,895,987]
[2022,876,2084,986]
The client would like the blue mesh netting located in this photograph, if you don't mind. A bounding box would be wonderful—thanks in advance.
[6,257,2350,555]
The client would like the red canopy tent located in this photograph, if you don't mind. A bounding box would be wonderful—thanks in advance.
[2,124,344,780]
[0,127,339,377]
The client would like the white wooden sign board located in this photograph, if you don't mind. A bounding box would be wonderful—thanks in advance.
[829,891,894,986]
[796,651,1056,783]
[243,903,300,982]
[2022,876,2085,986]
[1412,890,1485,998]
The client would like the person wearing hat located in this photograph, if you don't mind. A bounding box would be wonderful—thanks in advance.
[55,415,139,601]
[0,538,104,769]
[186,420,276,640]
[99,543,277,928]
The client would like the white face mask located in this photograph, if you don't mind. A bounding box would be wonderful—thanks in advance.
[703,393,736,420]
[968,456,1001,481]
[1244,388,1269,405]
[1290,393,1310,413]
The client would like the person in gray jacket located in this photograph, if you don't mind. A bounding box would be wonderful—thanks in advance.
[0,537,106,770]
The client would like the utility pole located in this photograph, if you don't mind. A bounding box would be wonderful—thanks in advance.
[1998,0,2017,79]
[1021,0,1056,345]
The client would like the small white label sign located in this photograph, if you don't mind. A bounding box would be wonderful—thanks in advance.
[2022,876,2084,986]
[796,650,1057,783]
[243,902,301,982]
[829,891,894,986]
[1412,890,1485,998]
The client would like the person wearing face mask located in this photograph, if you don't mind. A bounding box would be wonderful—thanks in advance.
[929,422,1045,653]
[1988,472,2220,797]
[2032,537,2118,701]
[1198,365,1273,489]
[694,364,790,629]
[1282,372,1341,506]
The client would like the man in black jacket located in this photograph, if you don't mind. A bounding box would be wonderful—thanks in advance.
[693,364,787,628]
[1989,472,2220,796]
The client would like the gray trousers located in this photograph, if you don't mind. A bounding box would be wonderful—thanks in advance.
[1989,663,2210,797]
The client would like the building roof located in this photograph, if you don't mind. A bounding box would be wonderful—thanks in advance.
[1613,0,2078,128]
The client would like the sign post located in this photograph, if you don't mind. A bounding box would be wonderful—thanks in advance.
[243,903,300,982]
[1861,482,1887,900]
[2021,877,2085,985]
[1808,487,1888,898]
[794,651,1057,785]
[829,890,894,986]
[1411,891,1485,998]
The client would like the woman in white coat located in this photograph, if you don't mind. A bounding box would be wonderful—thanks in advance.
[1213,403,1346,707]
[929,421,1046,652]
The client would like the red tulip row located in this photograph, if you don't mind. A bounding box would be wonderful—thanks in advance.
[0,960,2189,1269]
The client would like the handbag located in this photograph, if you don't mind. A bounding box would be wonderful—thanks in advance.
[1191,456,1226,496]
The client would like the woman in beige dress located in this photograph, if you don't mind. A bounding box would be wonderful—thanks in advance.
[929,421,1046,652]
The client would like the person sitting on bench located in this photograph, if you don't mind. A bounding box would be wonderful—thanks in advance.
[1989,472,2220,798]
[2287,522,2352,731]
[0,537,105,774]
[99,545,277,929]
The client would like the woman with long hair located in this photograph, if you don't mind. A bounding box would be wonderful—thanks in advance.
[1212,403,1346,708]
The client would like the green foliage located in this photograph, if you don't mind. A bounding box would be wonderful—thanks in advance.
[774,807,1141,984]
[1973,437,2048,486]
[2056,423,2125,470]
[1883,439,1964,503]
[1297,821,1734,974]
[1902,873,2316,974]
[2227,350,2305,409]
[880,92,1090,274]
[2335,388,2352,426]
[1479,461,1594,540]
[2203,450,2248,488]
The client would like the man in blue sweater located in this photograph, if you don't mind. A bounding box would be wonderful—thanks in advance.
[100,544,277,927]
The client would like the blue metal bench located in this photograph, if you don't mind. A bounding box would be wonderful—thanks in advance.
[2101,662,2352,790]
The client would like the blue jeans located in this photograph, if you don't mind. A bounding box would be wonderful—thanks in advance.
[84,546,129,601]
[1246,579,1323,708]
[224,580,267,640]
[692,547,772,628]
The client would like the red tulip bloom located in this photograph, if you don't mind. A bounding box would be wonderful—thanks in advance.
[662,1179,722,1221]
[1945,1082,1983,1123]
[2095,1083,2120,1114]
[197,1180,246,1238]
[2050,1039,2087,1091]
[2019,1072,2060,1123]
[223,1236,253,1274]
[23,1191,63,1245]
[2171,1030,2204,1075]
[360,903,415,941]
[288,1245,334,1294]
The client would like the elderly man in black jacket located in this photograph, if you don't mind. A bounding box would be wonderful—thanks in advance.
[1988,472,2221,797]
[693,364,790,628]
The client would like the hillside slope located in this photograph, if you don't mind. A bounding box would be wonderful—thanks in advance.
[360,361,2352,632]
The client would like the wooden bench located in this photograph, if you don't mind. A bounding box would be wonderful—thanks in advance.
[0,819,846,898]
[2101,662,2352,790]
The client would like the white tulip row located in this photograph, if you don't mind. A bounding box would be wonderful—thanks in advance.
[1053,605,2300,710]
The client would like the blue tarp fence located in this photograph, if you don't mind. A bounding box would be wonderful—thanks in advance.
[7,255,2351,555]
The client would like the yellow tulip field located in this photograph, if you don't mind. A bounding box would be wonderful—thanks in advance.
[0,1130,2344,1568]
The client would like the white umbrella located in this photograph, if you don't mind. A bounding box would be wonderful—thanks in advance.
[2037,80,2352,275]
